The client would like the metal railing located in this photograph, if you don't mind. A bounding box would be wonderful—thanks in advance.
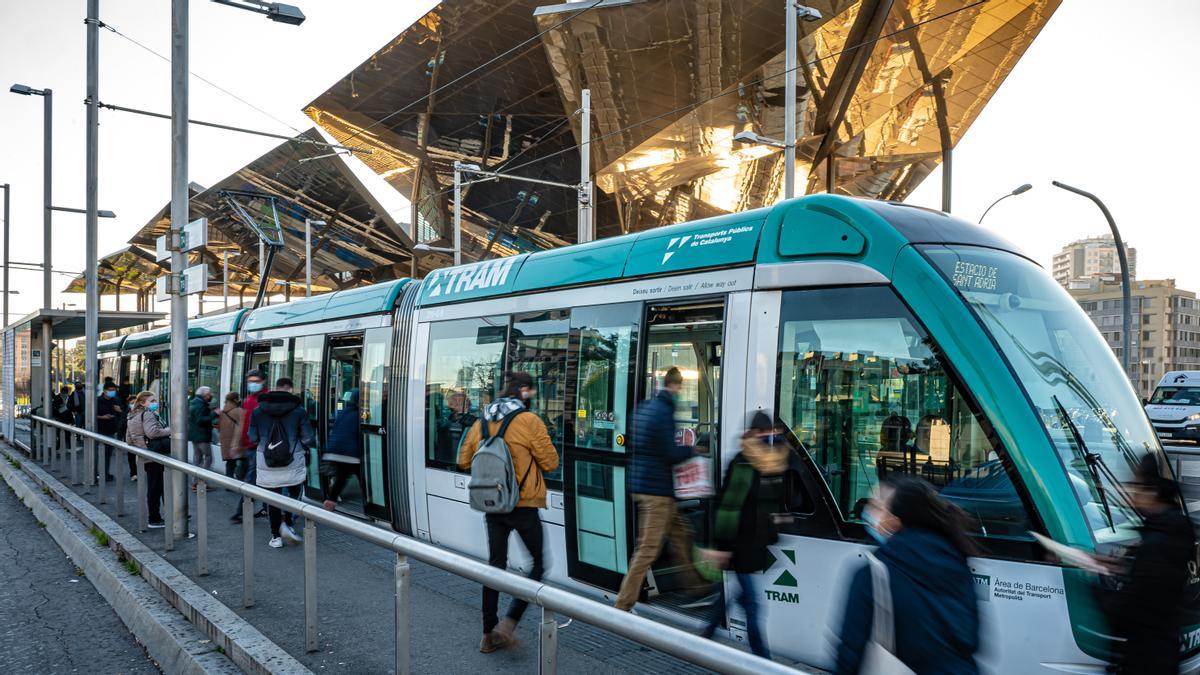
[27,415,796,675]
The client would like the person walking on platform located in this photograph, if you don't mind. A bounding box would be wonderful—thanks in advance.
[67,381,86,427]
[700,410,790,658]
[123,394,138,480]
[217,392,244,481]
[248,377,313,548]
[458,371,559,653]
[96,380,124,482]
[1098,454,1196,675]
[834,476,980,674]
[187,386,217,488]
[615,366,708,612]
[231,370,267,523]
[126,392,171,529]
[322,389,362,511]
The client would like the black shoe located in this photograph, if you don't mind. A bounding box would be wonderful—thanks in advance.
[254,508,268,518]
[147,520,165,529]
[105,474,115,482]
[230,513,243,524]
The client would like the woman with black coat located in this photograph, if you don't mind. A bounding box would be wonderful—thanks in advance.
[834,476,980,675]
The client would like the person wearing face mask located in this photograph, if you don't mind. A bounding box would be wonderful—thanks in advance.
[699,410,790,657]
[457,371,559,653]
[231,370,268,523]
[835,476,980,674]
[95,381,124,482]
[126,391,171,529]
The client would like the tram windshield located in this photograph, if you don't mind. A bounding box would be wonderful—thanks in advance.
[923,245,1167,545]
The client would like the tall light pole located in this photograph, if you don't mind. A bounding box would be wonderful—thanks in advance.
[304,219,324,297]
[1052,181,1134,389]
[1,182,9,328]
[784,1,797,199]
[10,83,53,464]
[577,89,593,243]
[979,183,1032,223]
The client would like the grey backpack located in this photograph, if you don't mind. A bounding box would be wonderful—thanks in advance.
[468,411,532,513]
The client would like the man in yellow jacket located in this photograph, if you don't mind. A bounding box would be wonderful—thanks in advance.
[458,371,560,653]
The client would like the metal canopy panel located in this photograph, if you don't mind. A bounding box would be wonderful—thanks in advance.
[302,0,1057,249]
[12,309,164,340]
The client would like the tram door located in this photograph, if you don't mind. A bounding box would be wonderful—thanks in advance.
[317,336,365,512]
[638,301,724,605]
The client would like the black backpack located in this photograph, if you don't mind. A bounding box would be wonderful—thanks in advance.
[263,416,297,468]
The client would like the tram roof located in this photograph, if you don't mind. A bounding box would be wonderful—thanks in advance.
[238,278,412,332]
[122,309,250,351]
[415,195,1023,307]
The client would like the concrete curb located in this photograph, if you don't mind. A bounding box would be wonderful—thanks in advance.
[1,445,311,675]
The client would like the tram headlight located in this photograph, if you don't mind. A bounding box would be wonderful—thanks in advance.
[1186,413,1200,423]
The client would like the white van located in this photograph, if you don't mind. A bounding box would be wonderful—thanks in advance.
[1146,371,1200,443]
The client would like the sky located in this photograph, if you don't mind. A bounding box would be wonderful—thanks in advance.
[0,0,1198,321]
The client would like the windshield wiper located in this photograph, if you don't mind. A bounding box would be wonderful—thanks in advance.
[1053,396,1117,533]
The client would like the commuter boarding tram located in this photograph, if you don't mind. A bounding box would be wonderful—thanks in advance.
[87,195,1198,672]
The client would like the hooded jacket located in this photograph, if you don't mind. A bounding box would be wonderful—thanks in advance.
[248,391,314,489]
[835,528,979,675]
[324,391,363,463]
[629,389,692,497]
[457,397,559,509]
[713,436,790,573]
[96,392,125,436]
[187,395,216,443]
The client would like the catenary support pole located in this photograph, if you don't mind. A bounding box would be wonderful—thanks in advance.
[452,164,462,266]
[2,183,9,327]
[784,0,797,199]
[85,0,101,498]
[169,0,190,541]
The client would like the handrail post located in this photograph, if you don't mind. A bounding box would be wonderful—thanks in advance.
[539,607,558,675]
[164,467,175,550]
[97,437,107,504]
[197,480,208,575]
[395,552,410,675]
[136,456,147,531]
[242,495,254,608]
[115,448,125,517]
[71,433,80,485]
[304,517,317,652]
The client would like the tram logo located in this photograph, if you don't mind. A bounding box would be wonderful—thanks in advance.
[764,547,802,604]
[426,257,518,299]
[662,236,692,264]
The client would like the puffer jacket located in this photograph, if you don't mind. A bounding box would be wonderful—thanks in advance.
[713,436,790,573]
[628,389,691,497]
[457,397,559,509]
[187,395,216,443]
[217,403,243,460]
[249,391,313,489]
[835,528,979,675]
[126,408,170,452]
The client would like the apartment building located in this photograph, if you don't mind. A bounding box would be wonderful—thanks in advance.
[1052,235,1138,286]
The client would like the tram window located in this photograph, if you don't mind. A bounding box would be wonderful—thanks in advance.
[775,286,1034,545]
[268,339,291,385]
[509,310,570,484]
[189,347,221,396]
[425,317,506,470]
[572,304,639,454]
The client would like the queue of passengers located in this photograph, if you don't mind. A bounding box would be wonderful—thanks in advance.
[104,365,1194,672]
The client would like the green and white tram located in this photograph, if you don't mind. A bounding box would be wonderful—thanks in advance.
[95,195,1199,672]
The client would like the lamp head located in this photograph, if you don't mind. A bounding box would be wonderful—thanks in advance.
[795,4,823,22]
[733,130,761,145]
[266,3,305,25]
[98,210,117,219]
[10,84,38,96]
[1012,183,1033,196]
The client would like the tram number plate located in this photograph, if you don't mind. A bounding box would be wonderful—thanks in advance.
[1161,432,1175,438]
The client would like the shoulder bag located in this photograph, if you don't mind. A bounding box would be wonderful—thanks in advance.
[859,552,915,674]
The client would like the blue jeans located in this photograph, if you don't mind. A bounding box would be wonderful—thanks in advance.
[702,572,769,658]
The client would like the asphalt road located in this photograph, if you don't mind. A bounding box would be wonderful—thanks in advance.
[0,471,159,674]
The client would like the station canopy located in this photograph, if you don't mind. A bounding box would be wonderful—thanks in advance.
[66,129,414,297]
[304,0,1059,247]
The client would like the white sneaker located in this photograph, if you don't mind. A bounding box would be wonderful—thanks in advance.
[268,537,283,549]
[280,522,302,544]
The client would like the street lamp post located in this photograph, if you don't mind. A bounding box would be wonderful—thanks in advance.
[1,182,9,328]
[979,183,1032,223]
[1052,181,1134,389]
[10,83,54,465]
[304,219,324,298]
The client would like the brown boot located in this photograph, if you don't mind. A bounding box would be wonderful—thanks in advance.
[479,632,505,653]
[493,617,518,647]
